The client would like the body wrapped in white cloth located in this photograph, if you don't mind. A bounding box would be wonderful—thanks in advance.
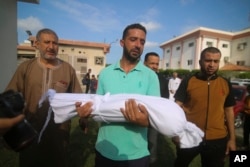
[42,89,204,148]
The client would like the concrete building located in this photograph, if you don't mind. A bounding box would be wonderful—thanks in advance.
[18,37,110,90]
[0,0,110,92]
[0,0,39,92]
[160,27,250,70]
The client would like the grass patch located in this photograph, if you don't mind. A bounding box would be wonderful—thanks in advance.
[0,118,243,167]
[0,142,19,167]
[66,118,99,167]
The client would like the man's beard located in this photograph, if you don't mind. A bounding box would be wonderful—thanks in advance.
[123,48,141,63]
[200,67,218,78]
[43,53,57,60]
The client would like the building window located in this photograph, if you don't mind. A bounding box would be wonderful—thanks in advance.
[237,42,247,51]
[166,49,170,53]
[176,46,180,50]
[236,61,245,66]
[95,56,104,65]
[187,59,193,65]
[166,63,169,67]
[81,66,87,74]
[206,42,213,47]
[77,58,87,63]
[188,42,194,47]
[222,44,228,48]
[76,57,88,74]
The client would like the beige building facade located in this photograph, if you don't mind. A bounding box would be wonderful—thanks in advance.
[17,37,110,88]
[160,27,250,70]
[1,0,109,91]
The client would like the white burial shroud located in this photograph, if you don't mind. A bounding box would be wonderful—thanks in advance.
[42,89,204,148]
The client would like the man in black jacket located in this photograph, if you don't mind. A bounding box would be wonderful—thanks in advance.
[144,52,169,164]
[84,68,91,93]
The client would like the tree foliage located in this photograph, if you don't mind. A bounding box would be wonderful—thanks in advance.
[160,68,250,80]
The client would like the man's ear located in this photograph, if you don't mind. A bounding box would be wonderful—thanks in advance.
[34,40,39,49]
[120,39,124,47]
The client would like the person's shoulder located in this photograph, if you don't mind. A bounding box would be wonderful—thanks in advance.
[21,58,37,65]
[144,67,158,78]
[158,73,168,81]
[60,59,69,65]
[106,63,116,69]
[17,58,38,70]
[216,75,231,85]
[144,65,153,72]
[60,59,75,69]
[181,74,195,83]
[169,77,174,81]
[217,75,229,81]
[101,63,118,73]
[138,62,155,74]
[157,72,165,78]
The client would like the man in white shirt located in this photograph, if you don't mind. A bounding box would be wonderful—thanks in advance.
[168,72,181,101]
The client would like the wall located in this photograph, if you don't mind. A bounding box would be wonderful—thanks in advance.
[0,0,17,92]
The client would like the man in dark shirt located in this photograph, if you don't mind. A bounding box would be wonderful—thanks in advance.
[144,52,169,164]
[173,47,236,167]
[84,68,91,93]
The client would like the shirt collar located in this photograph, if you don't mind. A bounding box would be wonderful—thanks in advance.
[113,60,143,72]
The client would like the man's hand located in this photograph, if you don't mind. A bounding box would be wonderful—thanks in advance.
[120,99,149,127]
[79,117,88,134]
[0,114,25,135]
[75,101,93,118]
[75,101,93,134]
[225,139,236,155]
[172,136,180,147]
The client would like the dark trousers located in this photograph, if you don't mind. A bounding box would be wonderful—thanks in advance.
[85,84,90,93]
[243,114,250,146]
[174,137,227,167]
[148,127,158,163]
[95,150,150,167]
[19,124,70,167]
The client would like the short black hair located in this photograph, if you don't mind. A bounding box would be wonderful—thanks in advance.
[144,52,159,62]
[122,23,147,39]
[200,47,221,60]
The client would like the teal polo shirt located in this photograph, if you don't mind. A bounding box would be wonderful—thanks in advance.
[96,61,160,160]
